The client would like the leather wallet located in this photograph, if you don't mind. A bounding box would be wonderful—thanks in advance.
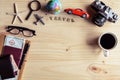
[0,34,30,80]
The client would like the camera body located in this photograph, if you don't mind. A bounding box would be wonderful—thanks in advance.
[91,0,118,26]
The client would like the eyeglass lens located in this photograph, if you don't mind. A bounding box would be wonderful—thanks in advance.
[22,30,34,37]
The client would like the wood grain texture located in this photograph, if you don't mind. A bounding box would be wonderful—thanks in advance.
[0,0,120,80]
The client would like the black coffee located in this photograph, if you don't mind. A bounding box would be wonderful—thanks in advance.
[100,33,116,49]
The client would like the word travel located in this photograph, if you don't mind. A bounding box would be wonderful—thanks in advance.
[49,16,75,22]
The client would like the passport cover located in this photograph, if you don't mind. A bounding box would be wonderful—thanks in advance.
[2,35,25,66]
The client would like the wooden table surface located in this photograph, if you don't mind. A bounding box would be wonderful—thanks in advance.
[0,0,120,80]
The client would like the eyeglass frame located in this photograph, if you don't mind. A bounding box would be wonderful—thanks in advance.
[6,26,36,37]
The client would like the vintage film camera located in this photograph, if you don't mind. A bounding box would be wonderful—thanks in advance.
[91,0,118,27]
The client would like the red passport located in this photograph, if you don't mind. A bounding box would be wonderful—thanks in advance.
[2,35,25,66]
[3,46,23,66]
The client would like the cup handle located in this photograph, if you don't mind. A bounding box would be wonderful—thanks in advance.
[103,50,109,57]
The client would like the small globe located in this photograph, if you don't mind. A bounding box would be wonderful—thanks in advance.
[46,0,62,15]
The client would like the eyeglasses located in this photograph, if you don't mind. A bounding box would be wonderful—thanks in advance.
[6,26,36,37]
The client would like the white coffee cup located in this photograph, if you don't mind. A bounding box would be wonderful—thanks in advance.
[98,33,118,57]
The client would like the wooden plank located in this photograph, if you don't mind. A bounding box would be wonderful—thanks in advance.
[0,0,120,80]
